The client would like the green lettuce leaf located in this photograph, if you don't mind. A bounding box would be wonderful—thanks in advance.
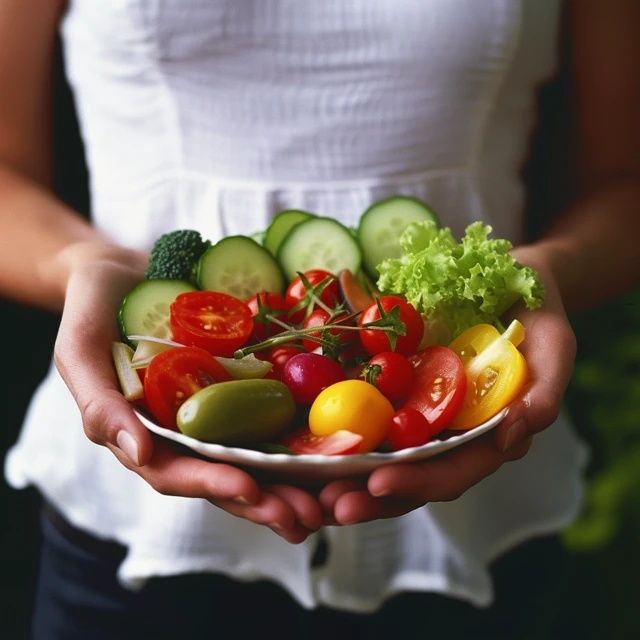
[376,220,544,340]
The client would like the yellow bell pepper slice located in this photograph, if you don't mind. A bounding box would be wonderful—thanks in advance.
[448,320,527,429]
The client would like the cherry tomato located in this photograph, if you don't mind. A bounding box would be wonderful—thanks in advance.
[263,345,302,379]
[143,346,231,429]
[309,380,394,452]
[387,408,436,450]
[281,352,346,405]
[170,291,253,357]
[448,320,528,429]
[362,351,413,402]
[301,308,355,352]
[359,295,424,356]
[285,269,339,324]
[403,346,467,434]
[245,291,290,342]
[281,426,363,455]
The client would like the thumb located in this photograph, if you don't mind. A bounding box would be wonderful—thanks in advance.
[54,265,155,466]
[77,388,154,467]
[495,313,576,453]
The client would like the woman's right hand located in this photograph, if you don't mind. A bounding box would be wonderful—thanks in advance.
[52,241,323,543]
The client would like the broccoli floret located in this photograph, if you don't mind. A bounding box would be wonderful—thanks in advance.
[145,229,209,283]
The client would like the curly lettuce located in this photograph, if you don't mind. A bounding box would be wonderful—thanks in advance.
[376,220,544,340]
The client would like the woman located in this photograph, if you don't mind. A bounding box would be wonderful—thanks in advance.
[2,1,639,638]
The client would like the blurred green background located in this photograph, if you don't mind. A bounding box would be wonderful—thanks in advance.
[1,33,639,640]
[560,289,640,639]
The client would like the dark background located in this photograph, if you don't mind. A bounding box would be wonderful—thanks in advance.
[2,38,639,640]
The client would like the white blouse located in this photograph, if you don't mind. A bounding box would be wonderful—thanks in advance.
[5,0,588,611]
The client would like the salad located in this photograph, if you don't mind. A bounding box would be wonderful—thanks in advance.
[112,196,543,456]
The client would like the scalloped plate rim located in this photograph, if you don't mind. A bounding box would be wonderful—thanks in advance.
[135,408,508,472]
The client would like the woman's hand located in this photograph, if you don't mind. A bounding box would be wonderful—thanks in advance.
[52,241,323,543]
[319,246,576,525]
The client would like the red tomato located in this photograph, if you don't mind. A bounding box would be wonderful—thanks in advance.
[245,291,290,341]
[302,308,355,352]
[264,345,302,379]
[170,291,253,357]
[143,346,231,429]
[387,408,435,450]
[281,352,346,405]
[403,346,467,433]
[281,426,363,455]
[285,269,339,324]
[359,295,424,356]
[362,351,413,402]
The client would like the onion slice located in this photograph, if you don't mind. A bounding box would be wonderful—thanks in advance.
[112,342,144,401]
[214,354,273,379]
[127,335,272,379]
[127,335,185,348]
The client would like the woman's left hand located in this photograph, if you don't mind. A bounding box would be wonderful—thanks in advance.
[319,246,576,525]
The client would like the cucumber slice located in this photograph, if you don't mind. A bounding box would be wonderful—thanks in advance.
[358,196,439,276]
[118,279,195,343]
[197,235,285,297]
[264,209,315,256]
[277,217,362,281]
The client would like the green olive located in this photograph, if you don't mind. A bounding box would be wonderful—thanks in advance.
[176,379,296,445]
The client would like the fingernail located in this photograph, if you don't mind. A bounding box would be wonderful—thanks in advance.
[269,522,284,531]
[234,496,250,505]
[116,430,141,466]
[502,419,527,453]
[370,487,390,497]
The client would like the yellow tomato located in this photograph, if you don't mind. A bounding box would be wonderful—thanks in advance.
[309,380,395,453]
[448,320,528,429]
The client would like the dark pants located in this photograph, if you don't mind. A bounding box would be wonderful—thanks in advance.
[32,506,570,640]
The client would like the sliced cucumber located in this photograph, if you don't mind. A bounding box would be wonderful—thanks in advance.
[264,209,315,256]
[277,217,362,281]
[197,235,285,297]
[357,196,439,276]
[118,279,195,343]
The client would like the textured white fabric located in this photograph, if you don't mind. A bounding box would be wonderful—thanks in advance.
[5,0,588,611]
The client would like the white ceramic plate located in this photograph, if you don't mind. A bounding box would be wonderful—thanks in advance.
[136,408,508,483]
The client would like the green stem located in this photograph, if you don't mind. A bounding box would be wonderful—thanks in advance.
[234,314,402,359]
[264,313,295,332]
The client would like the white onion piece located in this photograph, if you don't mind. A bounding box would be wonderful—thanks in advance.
[127,335,185,347]
[112,342,144,400]
[214,354,273,379]
[130,337,183,369]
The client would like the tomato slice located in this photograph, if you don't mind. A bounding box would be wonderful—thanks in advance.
[403,346,467,434]
[281,426,363,455]
[143,346,232,429]
[170,291,253,357]
[448,321,528,429]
